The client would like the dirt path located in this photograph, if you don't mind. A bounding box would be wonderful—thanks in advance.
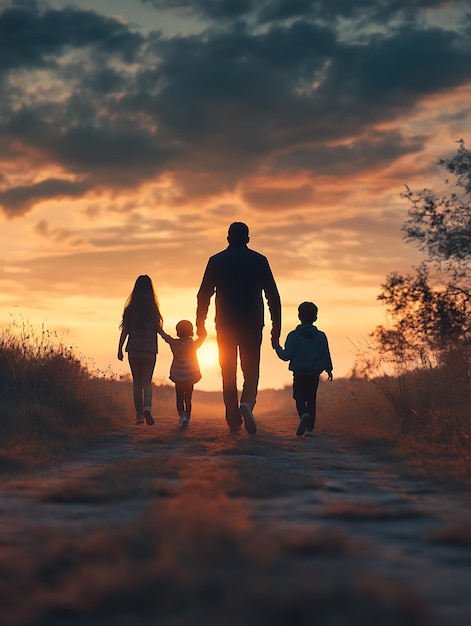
[0,414,470,625]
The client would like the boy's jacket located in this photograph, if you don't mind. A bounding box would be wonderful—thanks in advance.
[276,324,333,374]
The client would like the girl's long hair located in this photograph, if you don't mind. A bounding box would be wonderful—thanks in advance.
[120,275,163,331]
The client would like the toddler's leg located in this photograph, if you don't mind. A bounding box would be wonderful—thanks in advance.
[175,383,185,414]
[185,383,194,419]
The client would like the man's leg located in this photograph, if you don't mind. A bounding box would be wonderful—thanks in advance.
[217,328,241,430]
[239,328,262,410]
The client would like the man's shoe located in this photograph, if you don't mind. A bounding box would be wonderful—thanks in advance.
[240,403,257,435]
[297,413,310,437]
[143,408,154,425]
[229,425,242,434]
[304,429,314,437]
[135,415,144,425]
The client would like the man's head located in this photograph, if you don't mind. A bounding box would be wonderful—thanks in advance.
[298,301,318,324]
[227,222,249,246]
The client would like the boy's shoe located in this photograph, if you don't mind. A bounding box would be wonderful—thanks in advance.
[179,413,189,430]
[143,408,154,425]
[135,415,144,425]
[240,403,257,435]
[297,413,310,437]
[304,429,314,437]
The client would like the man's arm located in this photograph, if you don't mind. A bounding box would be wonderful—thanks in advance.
[194,334,206,349]
[262,258,282,348]
[196,258,216,337]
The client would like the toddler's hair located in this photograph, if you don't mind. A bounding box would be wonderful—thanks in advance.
[298,301,318,324]
[176,320,194,338]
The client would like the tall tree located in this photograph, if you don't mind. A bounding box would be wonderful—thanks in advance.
[373,140,471,368]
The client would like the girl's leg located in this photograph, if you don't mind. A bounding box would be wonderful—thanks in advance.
[129,351,155,425]
[141,352,156,411]
[128,352,144,417]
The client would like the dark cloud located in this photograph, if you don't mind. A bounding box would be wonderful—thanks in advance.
[0,179,93,216]
[272,132,426,177]
[0,5,143,73]
[326,25,471,102]
[142,0,254,21]
[142,0,454,24]
[0,2,470,215]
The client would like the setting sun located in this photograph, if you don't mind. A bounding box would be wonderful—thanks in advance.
[198,340,220,369]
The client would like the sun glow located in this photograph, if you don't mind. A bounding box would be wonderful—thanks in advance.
[198,340,220,369]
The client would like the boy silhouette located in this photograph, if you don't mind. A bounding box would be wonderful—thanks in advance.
[275,301,332,437]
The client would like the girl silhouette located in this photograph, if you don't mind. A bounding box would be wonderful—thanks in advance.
[117,275,162,425]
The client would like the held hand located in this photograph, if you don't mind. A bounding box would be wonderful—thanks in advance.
[327,370,333,381]
[117,350,123,361]
[197,326,207,339]
[271,329,280,349]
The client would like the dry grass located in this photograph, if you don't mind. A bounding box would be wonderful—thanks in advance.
[0,414,432,625]
[323,501,426,521]
[0,491,429,626]
[0,321,467,625]
[427,520,471,546]
[313,374,471,488]
[0,320,129,467]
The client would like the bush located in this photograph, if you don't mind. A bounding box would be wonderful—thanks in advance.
[0,320,127,454]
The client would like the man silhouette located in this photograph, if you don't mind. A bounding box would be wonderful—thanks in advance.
[196,222,281,434]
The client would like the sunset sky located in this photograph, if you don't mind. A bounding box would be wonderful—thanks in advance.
[1,0,470,391]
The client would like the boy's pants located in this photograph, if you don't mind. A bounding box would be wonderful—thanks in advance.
[293,372,320,431]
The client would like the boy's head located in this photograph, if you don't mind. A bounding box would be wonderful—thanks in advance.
[298,301,318,324]
[176,320,194,338]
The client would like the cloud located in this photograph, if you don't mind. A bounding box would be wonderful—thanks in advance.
[141,0,253,21]
[0,178,93,216]
[142,0,456,24]
[241,184,315,210]
[0,2,470,216]
[0,4,143,73]
[271,132,426,177]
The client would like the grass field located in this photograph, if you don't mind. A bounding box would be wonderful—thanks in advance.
[0,320,469,486]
